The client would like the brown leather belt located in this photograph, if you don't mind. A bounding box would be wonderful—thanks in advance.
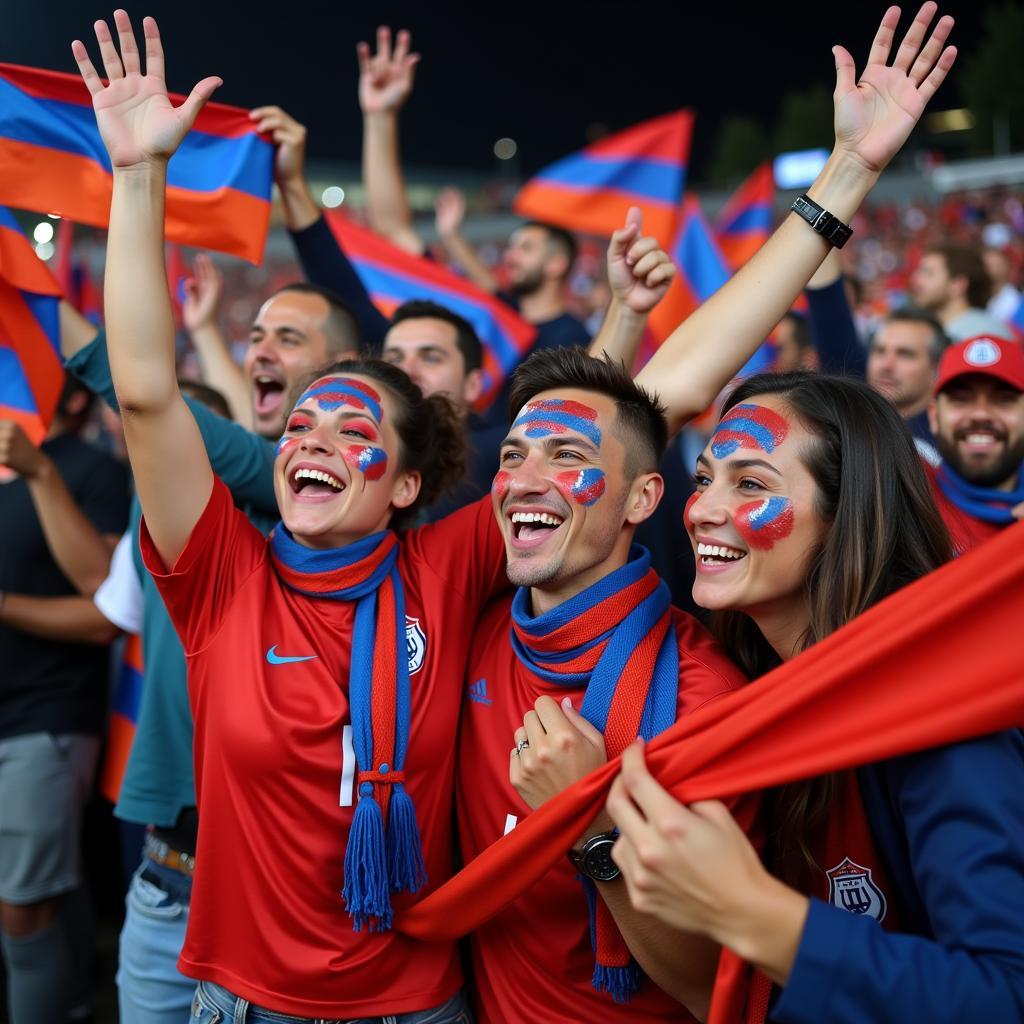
[145,830,195,877]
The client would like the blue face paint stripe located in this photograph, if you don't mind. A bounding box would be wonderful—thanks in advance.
[710,417,779,454]
[511,409,602,448]
[297,382,383,422]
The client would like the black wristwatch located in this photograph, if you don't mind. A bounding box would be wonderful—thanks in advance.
[790,194,853,249]
[568,831,620,882]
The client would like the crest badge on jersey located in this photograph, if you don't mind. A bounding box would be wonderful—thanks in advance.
[826,856,887,922]
[405,616,426,675]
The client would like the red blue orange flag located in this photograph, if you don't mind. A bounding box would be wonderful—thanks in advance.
[649,196,774,376]
[0,206,63,444]
[325,212,537,409]
[513,110,694,247]
[99,632,143,804]
[0,63,273,263]
[715,162,774,270]
[53,219,102,325]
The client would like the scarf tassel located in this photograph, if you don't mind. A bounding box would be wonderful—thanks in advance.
[592,962,642,1004]
[342,781,392,931]
[386,782,427,893]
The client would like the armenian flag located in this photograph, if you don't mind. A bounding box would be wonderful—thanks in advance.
[98,633,143,804]
[53,219,102,325]
[0,206,63,444]
[325,212,537,408]
[716,162,774,270]
[513,110,694,247]
[0,63,273,263]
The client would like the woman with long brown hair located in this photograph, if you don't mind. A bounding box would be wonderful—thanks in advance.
[607,371,1024,1022]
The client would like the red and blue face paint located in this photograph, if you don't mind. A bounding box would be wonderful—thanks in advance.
[511,398,602,448]
[555,468,606,507]
[683,492,698,529]
[343,444,388,481]
[295,376,384,421]
[274,435,301,461]
[735,496,794,550]
[711,403,789,459]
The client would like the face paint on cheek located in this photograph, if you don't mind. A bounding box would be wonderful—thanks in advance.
[555,468,606,507]
[711,404,790,459]
[343,444,388,481]
[683,492,698,530]
[275,436,301,461]
[491,470,511,502]
[735,497,795,551]
[511,399,602,447]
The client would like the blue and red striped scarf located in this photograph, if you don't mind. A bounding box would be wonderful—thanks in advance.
[269,526,425,931]
[510,545,678,1002]
[935,460,1024,525]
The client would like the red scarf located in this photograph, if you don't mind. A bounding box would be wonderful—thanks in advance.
[710,770,901,1024]
[396,520,1024,941]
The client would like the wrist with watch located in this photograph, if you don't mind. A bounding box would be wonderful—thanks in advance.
[790,194,853,249]
[567,830,620,882]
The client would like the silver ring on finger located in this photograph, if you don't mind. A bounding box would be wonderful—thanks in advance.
[515,738,530,756]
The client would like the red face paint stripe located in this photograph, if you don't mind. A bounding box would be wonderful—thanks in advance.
[735,497,794,550]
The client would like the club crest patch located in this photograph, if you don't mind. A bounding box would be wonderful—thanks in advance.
[405,616,426,675]
[826,856,887,922]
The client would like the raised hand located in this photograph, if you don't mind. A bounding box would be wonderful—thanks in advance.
[434,187,466,239]
[71,11,221,168]
[833,3,956,174]
[607,208,676,315]
[249,105,307,188]
[0,421,46,479]
[182,253,224,333]
[357,27,420,115]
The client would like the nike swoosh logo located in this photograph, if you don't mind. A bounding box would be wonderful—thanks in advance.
[266,645,318,666]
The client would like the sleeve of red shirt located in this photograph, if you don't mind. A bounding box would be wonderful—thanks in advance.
[672,610,761,842]
[139,475,267,654]
[404,495,508,612]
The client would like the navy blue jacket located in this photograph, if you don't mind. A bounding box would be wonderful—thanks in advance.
[774,730,1024,1023]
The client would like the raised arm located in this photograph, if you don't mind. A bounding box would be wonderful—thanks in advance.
[637,3,956,433]
[435,187,501,294]
[183,253,252,427]
[589,207,675,370]
[72,10,218,567]
[358,26,425,256]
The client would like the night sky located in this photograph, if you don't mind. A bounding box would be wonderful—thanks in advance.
[2,1,998,180]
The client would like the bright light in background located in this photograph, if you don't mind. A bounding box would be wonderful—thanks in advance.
[773,148,829,190]
[927,108,975,133]
[321,186,345,208]
[33,222,54,244]
[494,137,517,160]
[34,241,55,260]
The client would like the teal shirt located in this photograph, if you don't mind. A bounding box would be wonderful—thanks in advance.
[68,331,277,826]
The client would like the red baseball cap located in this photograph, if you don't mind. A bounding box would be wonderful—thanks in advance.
[935,336,1024,395]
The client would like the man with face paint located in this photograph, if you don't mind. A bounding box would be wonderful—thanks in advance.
[926,335,1024,553]
[457,348,758,1023]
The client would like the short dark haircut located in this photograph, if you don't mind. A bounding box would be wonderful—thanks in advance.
[508,346,668,476]
[521,220,578,279]
[927,243,993,310]
[389,299,484,374]
[178,379,232,420]
[781,311,812,352]
[878,307,950,365]
[268,282,363,356]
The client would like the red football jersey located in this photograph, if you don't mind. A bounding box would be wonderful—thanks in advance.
[457,594,759,1023]
[925,465,1004,555]
[141,478,506,1017]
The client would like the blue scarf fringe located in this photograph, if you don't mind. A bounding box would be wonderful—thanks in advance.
[936,460,1024,525]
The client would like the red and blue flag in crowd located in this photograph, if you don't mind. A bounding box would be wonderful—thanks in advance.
[649,195,774,376]
[0,63,273,263]
[513,110,694,247]
[53,219,102,325]
[325,212,537,409]
[0,205,63,445]
[715,162,774,270]
[99,633,143,804]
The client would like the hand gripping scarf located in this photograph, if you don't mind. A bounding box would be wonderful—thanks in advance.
[935,459,1024,525]
[269,526,425,931]
[396,518,1024,1023]
[510,545,677,1002]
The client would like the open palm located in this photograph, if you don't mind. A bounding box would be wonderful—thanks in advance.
[834,3,956,174]
[72,11,221,168]
[358,27,420,114]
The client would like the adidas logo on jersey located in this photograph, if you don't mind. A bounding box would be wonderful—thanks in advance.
[467,678,492,705]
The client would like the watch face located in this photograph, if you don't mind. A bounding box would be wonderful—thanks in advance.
[584,838,620,882]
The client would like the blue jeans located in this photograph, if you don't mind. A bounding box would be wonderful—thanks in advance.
[191,981,473,1024]
[116,857,195,1023]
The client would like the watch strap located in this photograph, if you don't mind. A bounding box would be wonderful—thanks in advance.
[791,194,853,249]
